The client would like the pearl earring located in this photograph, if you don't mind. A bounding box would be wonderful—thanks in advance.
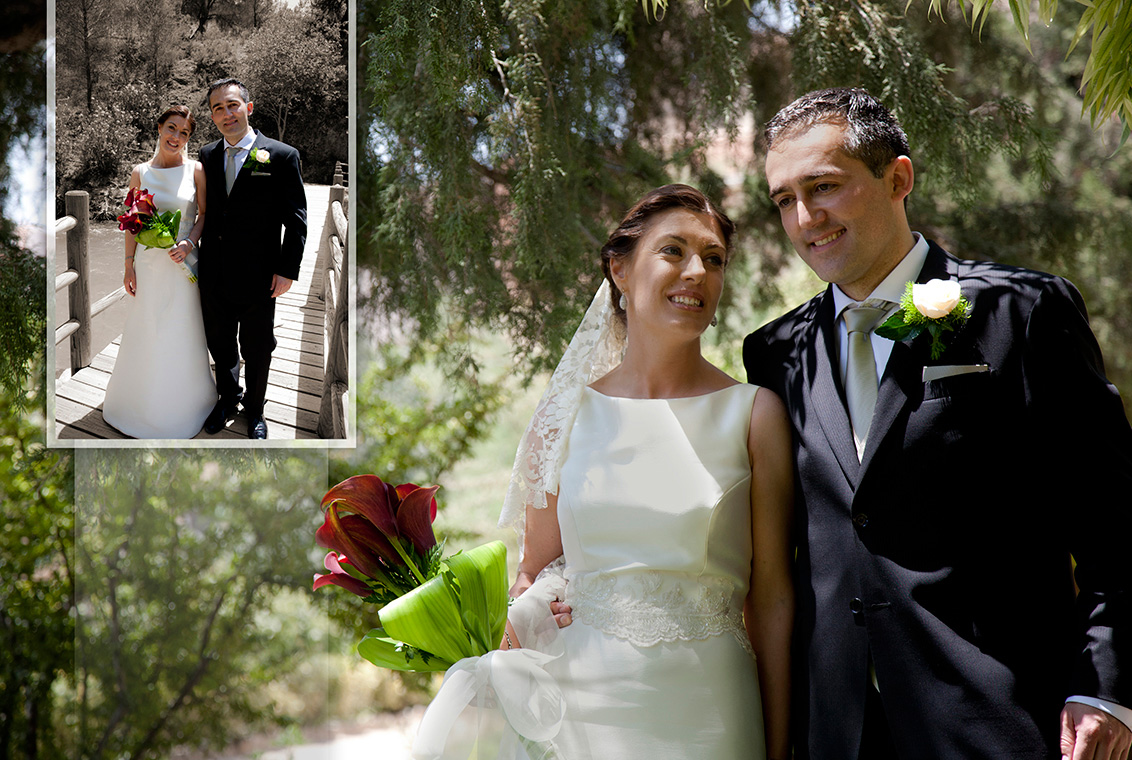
[619,293,628,311]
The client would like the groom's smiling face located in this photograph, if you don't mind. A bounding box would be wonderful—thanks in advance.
[209,84,254,144]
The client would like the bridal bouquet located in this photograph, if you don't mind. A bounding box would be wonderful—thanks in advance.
[313,474,509,672]
[117,187,197,283]
[313,474,564,758]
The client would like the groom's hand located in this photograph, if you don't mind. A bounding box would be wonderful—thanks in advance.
[270,274,293,298]
[1060,702,1132,759]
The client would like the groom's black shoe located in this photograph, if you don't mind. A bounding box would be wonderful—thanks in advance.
[204,397,241,434]
[248,415,268,440]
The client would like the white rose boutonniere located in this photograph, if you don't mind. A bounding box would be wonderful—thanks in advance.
[244,148,272,171]
[876,279,972,360]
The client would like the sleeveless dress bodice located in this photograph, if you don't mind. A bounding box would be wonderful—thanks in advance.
[413,383,767,759]
[558,384,756,651]
[103,162,216,439]
[531,383,765,759]
[145,161,198,240]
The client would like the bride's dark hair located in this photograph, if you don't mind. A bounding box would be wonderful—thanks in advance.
[600,184,735,320]
[156,105,196,135]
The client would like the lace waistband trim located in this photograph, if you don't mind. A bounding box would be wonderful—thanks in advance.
[565,570,754,657]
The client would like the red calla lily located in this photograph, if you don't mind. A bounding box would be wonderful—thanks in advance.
[316,501,385,579]
[313,552,372,597]
[395,483,438,521]
[395,484,439,555]
[322,474,400,539]
[118,187,159,234]
[315,474,442,599]
[117,211,145,234]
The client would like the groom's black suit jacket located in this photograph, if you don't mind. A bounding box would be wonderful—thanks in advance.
[198,132,307,307]
[744,241,1132,758]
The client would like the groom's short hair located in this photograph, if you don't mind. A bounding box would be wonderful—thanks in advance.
[207,77,251,105]
[764,87,910,179]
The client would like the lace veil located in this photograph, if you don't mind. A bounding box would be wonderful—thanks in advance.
[498,281,626,550]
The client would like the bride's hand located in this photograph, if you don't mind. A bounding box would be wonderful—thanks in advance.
[124,264,136,296]
[550,600,572,628]
[167,241,190,263]
[498,603,572,650]
[509,570,536,599]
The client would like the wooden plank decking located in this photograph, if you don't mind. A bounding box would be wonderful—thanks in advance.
[53,184,336,444]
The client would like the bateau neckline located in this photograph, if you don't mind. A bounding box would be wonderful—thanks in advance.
[147,163,186,170]
[585,382,750,402]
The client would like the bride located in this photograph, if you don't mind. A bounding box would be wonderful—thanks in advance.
[103,105,217,439]
[418,185,794,759]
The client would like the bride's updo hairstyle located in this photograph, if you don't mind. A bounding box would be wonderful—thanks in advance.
[600,184,735,321]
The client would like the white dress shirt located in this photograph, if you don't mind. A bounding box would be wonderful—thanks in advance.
[828,233,1132,732]
[832,233,928,386]
[222,129,258,177]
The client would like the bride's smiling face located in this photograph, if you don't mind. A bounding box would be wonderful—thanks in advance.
[611,207,727,339]
[157,115,192,159]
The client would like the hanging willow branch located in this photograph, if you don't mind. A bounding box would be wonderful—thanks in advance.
[917,0,1130,140]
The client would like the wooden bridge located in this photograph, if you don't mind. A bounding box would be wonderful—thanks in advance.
[51,176,350,445]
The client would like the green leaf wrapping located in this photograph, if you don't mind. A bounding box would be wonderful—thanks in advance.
[134,209,182,250]
[443,540,509,655]
[357,627,451,672]
[373,540,509,668]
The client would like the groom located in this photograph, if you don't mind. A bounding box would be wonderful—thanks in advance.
[745,87,1132,758]
[198,77,307,439]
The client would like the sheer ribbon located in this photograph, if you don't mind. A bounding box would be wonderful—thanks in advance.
[498,282,626,550]
[412,568,569,759]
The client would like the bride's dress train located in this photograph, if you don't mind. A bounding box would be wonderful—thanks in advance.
[415,384,766,759]
[103,162,216,439]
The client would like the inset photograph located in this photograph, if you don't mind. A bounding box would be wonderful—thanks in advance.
[49,0,352,446]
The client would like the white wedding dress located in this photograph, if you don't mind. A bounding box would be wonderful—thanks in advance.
[103,162,216,439]
[416,383,766,759]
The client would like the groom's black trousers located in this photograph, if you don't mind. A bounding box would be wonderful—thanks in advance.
[201,291,277,419]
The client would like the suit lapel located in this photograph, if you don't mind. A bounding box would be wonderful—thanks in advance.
[206,139,226,194]
[805,289,864,487]
[859,243,960,473]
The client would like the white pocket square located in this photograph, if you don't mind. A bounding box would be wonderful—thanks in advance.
[251,171,271,176]
[923,364,989,382]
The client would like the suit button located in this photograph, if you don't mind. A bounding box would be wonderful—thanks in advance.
[849,598,864,615]
[853,513,869,528]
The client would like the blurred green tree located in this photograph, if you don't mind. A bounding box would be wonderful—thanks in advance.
[67,450,328,758]
[0,8,46,396]
[0,381,74,759]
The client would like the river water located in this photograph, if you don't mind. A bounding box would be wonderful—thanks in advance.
[54,221,138,376]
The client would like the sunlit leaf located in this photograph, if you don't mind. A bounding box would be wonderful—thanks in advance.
[357,627,452,672]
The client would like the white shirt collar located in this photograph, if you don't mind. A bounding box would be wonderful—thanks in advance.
[225,129,257,152]
[832,233,929,317]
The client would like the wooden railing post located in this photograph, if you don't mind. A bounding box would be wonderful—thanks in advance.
[318,183,349,439]
[66,191,92,371]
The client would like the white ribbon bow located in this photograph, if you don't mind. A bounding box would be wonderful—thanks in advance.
[413,572,569,759]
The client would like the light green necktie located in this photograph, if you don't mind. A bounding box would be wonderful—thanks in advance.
[225,145,240,193]
[842,302,892,460]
